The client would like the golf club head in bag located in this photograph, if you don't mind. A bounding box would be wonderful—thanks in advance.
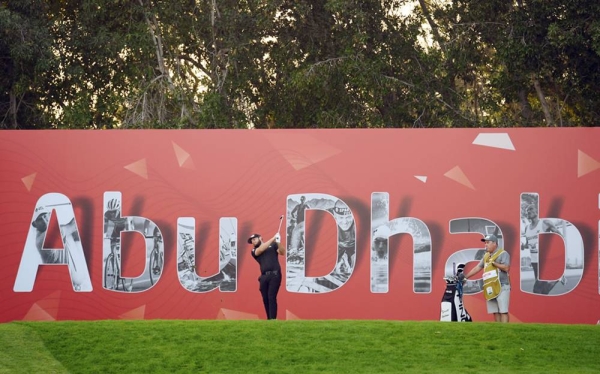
[456,263,466,282]
[440,263,472,322]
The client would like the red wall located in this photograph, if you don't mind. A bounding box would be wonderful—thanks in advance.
[0,129,598,323]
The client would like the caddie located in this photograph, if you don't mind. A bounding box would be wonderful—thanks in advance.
[463,234,511,323]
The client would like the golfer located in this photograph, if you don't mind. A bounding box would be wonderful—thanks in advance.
[249,232,284,320]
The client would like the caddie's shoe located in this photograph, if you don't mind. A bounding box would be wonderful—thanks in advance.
[560,275,567,286]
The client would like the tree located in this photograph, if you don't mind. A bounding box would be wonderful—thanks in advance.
[250,0,437,128]
[420,0,600,126]
[0,1,56,128]
[2,0,599,129]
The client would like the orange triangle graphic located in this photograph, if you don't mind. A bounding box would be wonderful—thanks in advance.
[463,297,521,322]
[265,133,342,171]
[124,159,148,179]
[21,172,37,192]
[461,297,486,321]
[23,303,56,321]
[578,150,600,178]
[36,291,62,314]
[172,142,195,169]
[119,305,146,320]
[286,310,301,320]
[444,166,475,190]
[509,313,522,323]
[278,152,317,171]
[23,291,61,321]
[217,308,259,320]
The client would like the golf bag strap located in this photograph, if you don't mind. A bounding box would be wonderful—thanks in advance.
[483,249,504,264]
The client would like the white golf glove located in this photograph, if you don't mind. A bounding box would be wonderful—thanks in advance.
[275,233,281,242]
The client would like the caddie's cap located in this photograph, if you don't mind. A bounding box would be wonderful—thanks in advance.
[481,234,498,243]
[247,233,260,244]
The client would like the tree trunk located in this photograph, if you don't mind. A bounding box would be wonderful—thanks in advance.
[417,0,443,49]
[518,89,534,122]
[532,77,555,126]
[10,89,17,129]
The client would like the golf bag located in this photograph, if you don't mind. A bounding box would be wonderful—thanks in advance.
[440,263,472,322]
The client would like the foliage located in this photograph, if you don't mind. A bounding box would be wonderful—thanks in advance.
[1,0,598,128]
[431,0,600,127]
[0,1,56,128]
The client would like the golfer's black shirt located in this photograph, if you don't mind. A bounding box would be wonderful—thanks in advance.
[251,243,281,274]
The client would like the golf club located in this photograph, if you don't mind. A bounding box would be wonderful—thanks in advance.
[277,215,283,233]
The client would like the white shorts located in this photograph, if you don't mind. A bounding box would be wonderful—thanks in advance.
[486,284,510,314]
[529,250,539,263]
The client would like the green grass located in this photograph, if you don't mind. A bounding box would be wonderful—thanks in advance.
[1,320,599,373]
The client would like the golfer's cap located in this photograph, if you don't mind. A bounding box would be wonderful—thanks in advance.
[247,233,260,244]
[481,234,498,243]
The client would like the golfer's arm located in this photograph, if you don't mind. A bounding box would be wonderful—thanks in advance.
[254,237,276,256]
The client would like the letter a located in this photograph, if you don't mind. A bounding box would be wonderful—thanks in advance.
[14,193,92,292]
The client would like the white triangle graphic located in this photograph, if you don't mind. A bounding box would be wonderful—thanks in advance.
[473,133,515,151]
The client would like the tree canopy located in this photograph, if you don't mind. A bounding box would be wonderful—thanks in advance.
[1,0,598,129]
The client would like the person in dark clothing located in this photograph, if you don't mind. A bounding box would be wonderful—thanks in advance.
[249,232,284,320]
[290,196,309,252]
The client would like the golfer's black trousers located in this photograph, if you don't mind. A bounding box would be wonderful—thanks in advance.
[259,272,282,319]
